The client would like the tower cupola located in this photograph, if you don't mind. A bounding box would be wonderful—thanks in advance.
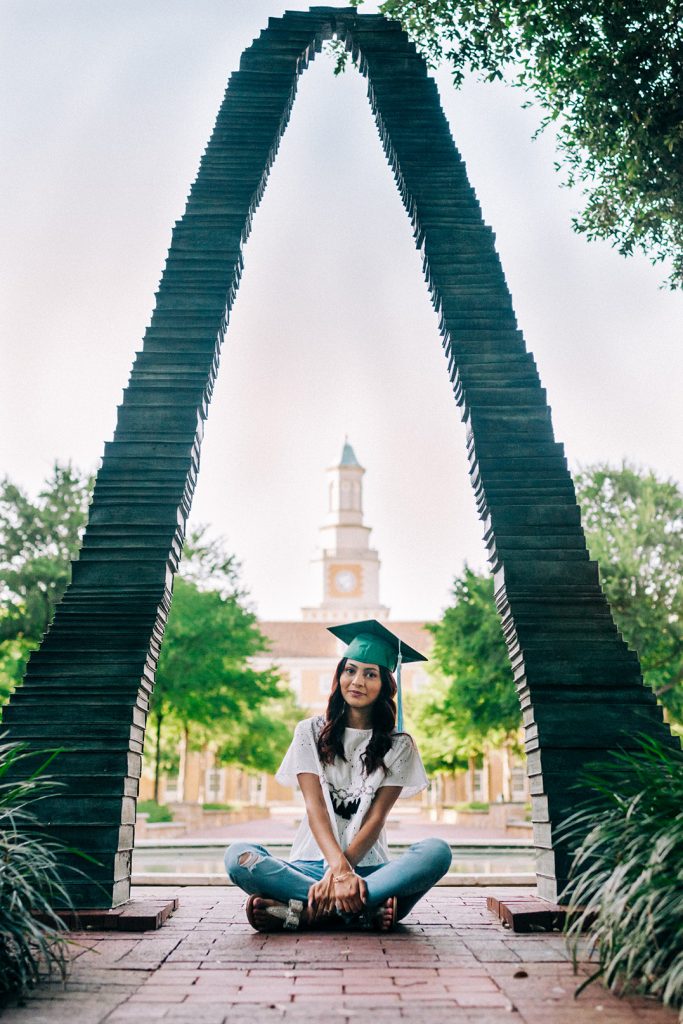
[301,441,389,622]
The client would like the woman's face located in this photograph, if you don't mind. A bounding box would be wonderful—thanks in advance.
[339,660,383,711]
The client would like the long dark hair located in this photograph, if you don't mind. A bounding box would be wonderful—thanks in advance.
[317,657,403,776]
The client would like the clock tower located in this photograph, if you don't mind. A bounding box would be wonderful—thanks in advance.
[301,441,390,622]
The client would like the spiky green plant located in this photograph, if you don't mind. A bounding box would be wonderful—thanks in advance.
[561,736,683,1008]
[0,738,73,1000]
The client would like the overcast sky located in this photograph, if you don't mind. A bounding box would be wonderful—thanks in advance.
[1,1,681,622]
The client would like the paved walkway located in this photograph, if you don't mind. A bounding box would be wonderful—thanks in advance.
[143,810,521,845]
[4,886,676,1023]
[182,819,516,844]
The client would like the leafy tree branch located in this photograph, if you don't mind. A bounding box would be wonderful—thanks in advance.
[345,0,683,287]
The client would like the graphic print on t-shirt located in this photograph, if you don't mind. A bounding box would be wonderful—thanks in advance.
[330,791,361,820]
[328,773,377,821]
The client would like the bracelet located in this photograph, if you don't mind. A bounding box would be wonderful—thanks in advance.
[332,869,356,882]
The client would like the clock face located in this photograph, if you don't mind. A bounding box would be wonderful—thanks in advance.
[334,570,357,593]
[335,569,360,593]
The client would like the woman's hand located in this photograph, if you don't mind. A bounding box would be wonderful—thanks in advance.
[307,869,337,921]
[333,871,367,915]
[308,868,368,920]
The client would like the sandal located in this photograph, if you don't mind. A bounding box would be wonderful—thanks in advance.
[245,895,306,932]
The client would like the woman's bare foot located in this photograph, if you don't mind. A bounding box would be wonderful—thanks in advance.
[251,896,285,931]
[373,896,397,932]
[246,895,312,932]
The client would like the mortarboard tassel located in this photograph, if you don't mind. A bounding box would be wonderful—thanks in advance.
[396,639,404,732]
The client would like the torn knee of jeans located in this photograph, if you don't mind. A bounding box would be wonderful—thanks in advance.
[237,850,262,869]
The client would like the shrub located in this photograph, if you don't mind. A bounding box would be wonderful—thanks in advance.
[561,736,683,1009]
[452,801,490,812]
[136,800,173,823]
[202,802,235,812]
[0,739,72,1000]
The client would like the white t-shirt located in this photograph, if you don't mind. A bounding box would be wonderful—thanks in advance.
[275,715,429,866]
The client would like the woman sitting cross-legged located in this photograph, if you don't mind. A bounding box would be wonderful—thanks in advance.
[224,619,452,932]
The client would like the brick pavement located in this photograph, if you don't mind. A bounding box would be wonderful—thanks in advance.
[2,886,677,1024]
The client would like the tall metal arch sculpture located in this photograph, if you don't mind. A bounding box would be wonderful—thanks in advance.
[2,7,677,908]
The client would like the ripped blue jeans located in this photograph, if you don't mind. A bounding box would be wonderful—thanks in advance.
[224,837,452,922]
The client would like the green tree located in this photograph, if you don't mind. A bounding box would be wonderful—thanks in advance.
[416,464,682,776]
[0,463,92,700]
[428,567,520,739]
[576,462,683,723]
[344,0,683,288]
[413,566,520,775]
[149,528,302,798]
[216,686,304,776]
[405,684,472,777]
[0,639,35,705]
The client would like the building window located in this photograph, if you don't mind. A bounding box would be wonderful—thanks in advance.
[164,776,180,802]
[205,768,222,803]
[319,671,332,695]
[250,774,264,804]
[472,755,487,802]
[511,762,527,800]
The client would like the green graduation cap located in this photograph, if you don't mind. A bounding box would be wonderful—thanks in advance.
[326,619,428,731]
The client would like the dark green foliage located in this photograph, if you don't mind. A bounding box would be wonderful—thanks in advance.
[405,685,473,776]
[561,737,683,1008]
[429,566,520,738]
[150,574,279,794]
[576,463,683,723]
[154,576,278,727]
[0,639,33,706]
[415,463,682,775]
[150,528,304,790]
[215,685,304,776]
[155,573,279,723]
[407,566,520,775]
[0,464,93,702]
[0,463,92,642]
[0,740,72,999]
[359,0,683,288]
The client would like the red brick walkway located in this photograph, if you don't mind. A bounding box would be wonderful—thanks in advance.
[3,886,676,1023]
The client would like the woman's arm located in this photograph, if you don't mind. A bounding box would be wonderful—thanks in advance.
[297,775,403,918]
[344,785,402,867]
[328,786,402,915]
[297,772,350,874]
[297,772,358,918]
